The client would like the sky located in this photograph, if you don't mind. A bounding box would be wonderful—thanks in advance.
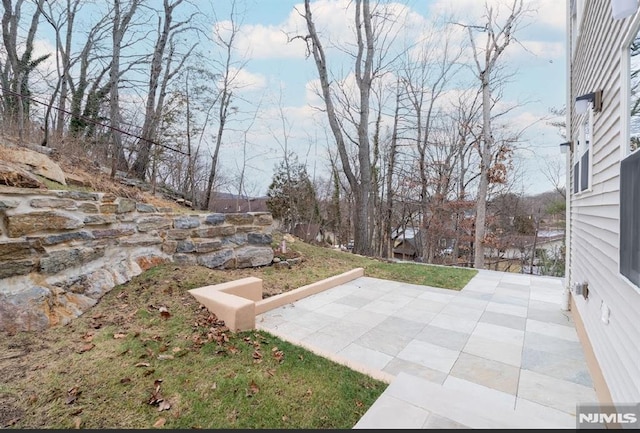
[202,0,568,198]
[28,0,568,198]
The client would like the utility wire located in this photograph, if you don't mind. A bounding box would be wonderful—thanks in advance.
[2,88,189,156]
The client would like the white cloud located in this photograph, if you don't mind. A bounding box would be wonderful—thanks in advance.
[428,0,564,30]
[220,0,432,61]
[226,67,267,91]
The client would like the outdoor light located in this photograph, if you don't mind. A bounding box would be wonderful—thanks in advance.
[560,141,571,154]
[611,0,638,20]
[575,90,602,115]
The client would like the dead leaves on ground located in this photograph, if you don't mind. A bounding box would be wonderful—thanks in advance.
[153,417,166,428]
[246,380,259,397]
[158,306,171,320]
[147,379,171,412]
[272,347,284,363]
[77,331,95,353]
[66,386,81,405]
[77,343,94,354]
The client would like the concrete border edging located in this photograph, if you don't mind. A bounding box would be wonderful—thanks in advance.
[188,268,365,332]
[255,267,364,315]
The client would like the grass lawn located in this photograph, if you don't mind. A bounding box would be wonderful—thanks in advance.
[0,236,477,429]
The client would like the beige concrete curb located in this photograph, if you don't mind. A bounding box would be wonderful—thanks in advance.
[188,268,364,332]
[255,268,364,315]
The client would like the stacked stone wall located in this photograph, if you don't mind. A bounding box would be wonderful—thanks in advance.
[0,187,274,332]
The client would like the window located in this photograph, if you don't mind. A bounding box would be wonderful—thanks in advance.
[620,151,640,286]
[572,112,592,194]
[570,0,586,57]
[621,27,640,286]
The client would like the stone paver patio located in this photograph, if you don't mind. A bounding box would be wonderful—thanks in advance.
[256,269,597,429]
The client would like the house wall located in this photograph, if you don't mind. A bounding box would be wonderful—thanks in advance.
[568,1,640,404]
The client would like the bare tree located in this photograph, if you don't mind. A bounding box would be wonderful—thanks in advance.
[1,0,48,144]
[300,0,376,255]
[203,1,247,210]
[108,0,141,177]
[465,0,527,269]
[130,0,197,179]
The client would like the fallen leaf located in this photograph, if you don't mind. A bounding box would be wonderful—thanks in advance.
[298,354,304,361]
[265,369,275,377]
[159,306,171,319]
[227,409,238,423]
[355,400,363,407]
[282,415,288,422]
[158,354,174,360]
[135,362,150,368]
[70,408,83,416]
[148,382,164,406]
[305,389,312,397]
[171,347,182,353]
[246,380,259,397]
[77,343,94,354]
[82,332,95,342]
[116,291,127,299]
[272,349,284,362]
[211,382,217,390]
[228,346,238,354]
[120,378,132,384]
[252,350,262,360]
[66,386,81,404]
[158,400,171,411]
[144,369,156,377]
[158,345,168,353]
[113,333,127,339]
[153,418,166,428]
[74,417,82,429]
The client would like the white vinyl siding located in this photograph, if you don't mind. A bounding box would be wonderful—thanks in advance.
[569,0,640,404]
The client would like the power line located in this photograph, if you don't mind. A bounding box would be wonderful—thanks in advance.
[2,88,189,156]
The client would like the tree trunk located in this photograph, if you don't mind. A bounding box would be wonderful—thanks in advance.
[474,75,492,269]
[303,0,373,256]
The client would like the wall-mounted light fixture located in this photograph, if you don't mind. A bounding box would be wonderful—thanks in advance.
[560,141,572,154]
[611,0,639,20]
[575,90,603,115]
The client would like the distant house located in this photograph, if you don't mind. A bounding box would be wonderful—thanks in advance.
[292,222,325,244]
[392,228,420,260]
[565,1,640,408]
[487,232,565,261]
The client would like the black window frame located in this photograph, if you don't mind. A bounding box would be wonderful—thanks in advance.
[620,150,640,286]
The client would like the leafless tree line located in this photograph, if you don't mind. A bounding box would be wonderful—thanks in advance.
[1,0,539,270]
[0,0,251,209]
[300,0,534,267]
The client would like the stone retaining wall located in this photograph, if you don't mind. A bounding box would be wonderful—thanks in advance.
[0,187,274,332]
